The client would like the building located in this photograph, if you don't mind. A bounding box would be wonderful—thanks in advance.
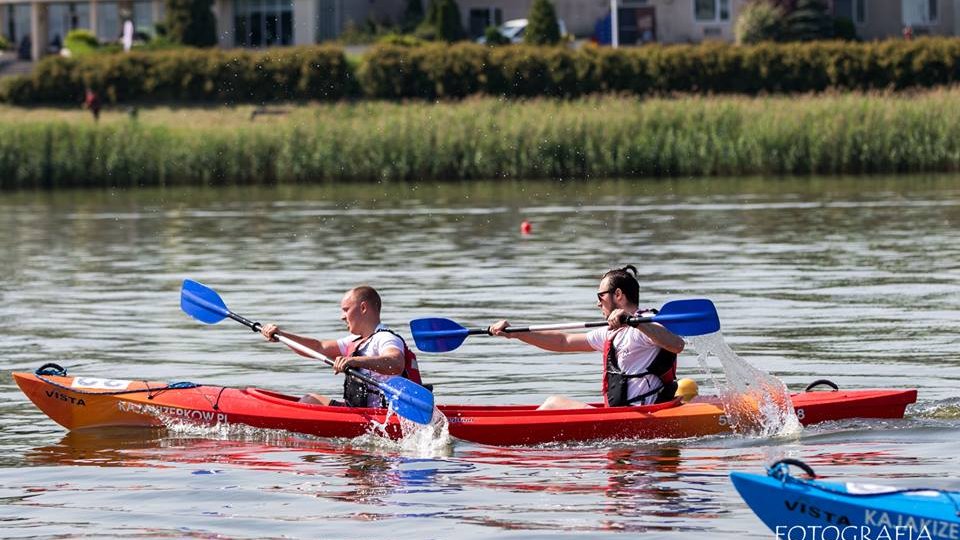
[458,0,960,44]
[0,0,405,60]
[2,0,958,62]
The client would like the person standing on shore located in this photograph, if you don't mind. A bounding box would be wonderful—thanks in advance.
[82,88,101,121]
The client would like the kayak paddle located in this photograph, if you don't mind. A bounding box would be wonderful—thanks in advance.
[179,279,435,425]
[410,298,720,353]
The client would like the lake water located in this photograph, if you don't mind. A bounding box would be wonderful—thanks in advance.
[1,176,958,538]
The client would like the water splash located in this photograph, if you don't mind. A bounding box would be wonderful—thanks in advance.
[361,407,452,457]
[913,398,960,420]
[153,401,451,457]
[687,333,802,438]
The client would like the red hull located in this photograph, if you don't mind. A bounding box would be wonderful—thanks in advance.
[14,372,917,445]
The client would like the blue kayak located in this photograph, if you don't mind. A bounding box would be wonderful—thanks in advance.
[731,460,960,540]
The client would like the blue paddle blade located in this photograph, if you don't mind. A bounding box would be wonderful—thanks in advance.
[654,299,720,336]
[410,318,470,353]
[380,376,435,424]
[180,279,230,324]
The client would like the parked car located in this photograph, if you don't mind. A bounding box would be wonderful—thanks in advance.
[476,18,568,44]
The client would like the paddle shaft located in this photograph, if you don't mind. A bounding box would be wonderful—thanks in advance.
[225,311,384,390]
[478,314,667,336]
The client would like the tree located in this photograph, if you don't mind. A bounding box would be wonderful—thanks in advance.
[784,0,833,41]
[524,0,561,45]
[165,0,217,47]
[735,0,786,44]
[401,0,424,32]
[417,0,465,42]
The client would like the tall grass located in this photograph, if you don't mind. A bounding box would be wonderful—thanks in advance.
[3,91,960,189]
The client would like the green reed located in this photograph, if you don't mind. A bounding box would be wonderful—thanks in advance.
[3,91,960,189]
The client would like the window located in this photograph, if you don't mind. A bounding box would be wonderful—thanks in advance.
[97,2,119,41]
[694,0,729,22]
[234,0,293,47]
[902,0,937,25]
[837,0,866,24]
[133,1,155,35]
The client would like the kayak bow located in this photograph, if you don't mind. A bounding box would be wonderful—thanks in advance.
[731,460,960,539]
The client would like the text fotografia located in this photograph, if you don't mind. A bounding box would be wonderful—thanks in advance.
[776,524,955,540]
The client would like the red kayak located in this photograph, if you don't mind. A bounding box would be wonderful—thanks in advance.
[14,370,917,445]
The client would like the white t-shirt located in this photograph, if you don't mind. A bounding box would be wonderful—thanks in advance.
[586,325,664,405]
[336,324,404,407]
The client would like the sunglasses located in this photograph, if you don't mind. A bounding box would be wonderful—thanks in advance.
[597,288,616,301]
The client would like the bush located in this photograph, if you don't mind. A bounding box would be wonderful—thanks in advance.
[0,35,9,51]
[135,34,184,51]
[483,26,509,46]
[65,29,99,56]
[358,38,960,100]
[377,33,428,47]
[525,0,561,45]
[0,45,354,105]
[7,38,960,105]
[736,1,786,44]
[338,18,400,45]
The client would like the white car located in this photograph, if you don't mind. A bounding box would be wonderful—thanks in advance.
[477,18,568,44]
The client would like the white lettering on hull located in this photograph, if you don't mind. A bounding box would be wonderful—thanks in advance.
[117,401,228,425]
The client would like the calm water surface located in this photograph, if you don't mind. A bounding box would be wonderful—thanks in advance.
[0,176,958,538]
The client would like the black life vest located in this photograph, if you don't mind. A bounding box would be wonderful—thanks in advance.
[342,328,423,408]
[601,327,678,408]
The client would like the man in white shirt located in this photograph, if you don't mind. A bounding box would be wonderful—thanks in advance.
[260,286,418,407]
[490,265,685,410]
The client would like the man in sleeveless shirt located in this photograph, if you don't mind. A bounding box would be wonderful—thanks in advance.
[259,286,419,407]
[490,266,685,410]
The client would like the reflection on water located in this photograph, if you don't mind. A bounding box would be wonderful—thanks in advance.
[1,175,959,537]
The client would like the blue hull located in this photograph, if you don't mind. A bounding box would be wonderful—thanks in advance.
[731,471,960,540]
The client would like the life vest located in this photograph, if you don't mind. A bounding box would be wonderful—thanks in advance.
[601,327,678,408]
[342,328,423,408]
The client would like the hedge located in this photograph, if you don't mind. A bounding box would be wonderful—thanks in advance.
[3,37,960,105]
[0,45,353,105]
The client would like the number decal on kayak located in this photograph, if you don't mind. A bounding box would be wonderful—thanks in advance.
[72,377,132,390]
[719,415,729,426]
[796,408,805,420]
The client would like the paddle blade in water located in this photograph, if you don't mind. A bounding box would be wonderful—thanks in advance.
[380,376,435,425]
[410,318,470,353]
[180,279,230,324]
[654,299,720,336]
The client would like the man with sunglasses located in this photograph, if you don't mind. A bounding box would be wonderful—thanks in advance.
[490,265,685,410]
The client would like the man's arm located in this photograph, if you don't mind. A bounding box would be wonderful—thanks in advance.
[490,321,594,353]
[260,324,342,359]
[635,323,685,354]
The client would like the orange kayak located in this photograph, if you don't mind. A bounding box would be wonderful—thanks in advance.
[14,370,917,445]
